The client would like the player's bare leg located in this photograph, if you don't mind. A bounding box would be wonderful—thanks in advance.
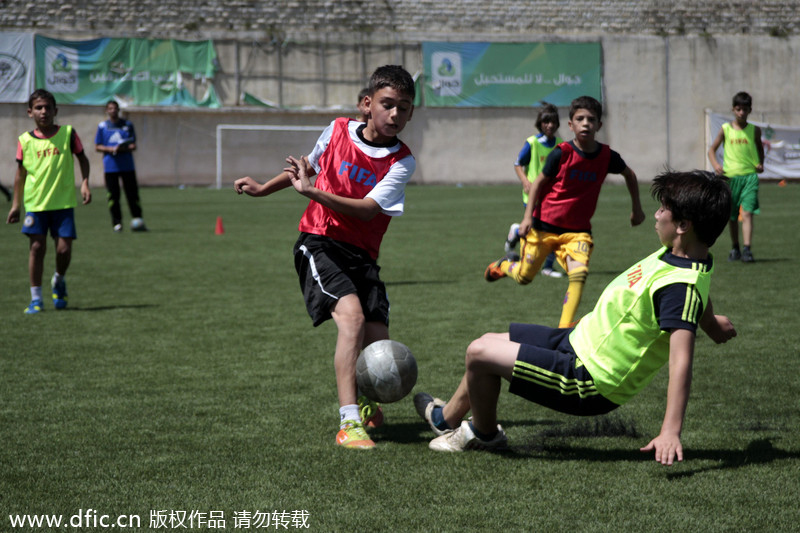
[54,237,72,276]
[741,211,754,247]
[441,374,470,428]
[463,333,516,436]
[330,294,375,448]
[363,321,389,346]
[28,234,46,287]
[330,294,366,407]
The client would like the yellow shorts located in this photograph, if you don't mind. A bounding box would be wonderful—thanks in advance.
[518,229,593,280]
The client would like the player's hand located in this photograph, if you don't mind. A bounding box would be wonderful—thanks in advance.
[756,163,764,173]
[706,315,737,344]
[630,206,646,226]
[522,180,533,195]
[6,207,20,224]
[712,164,724,175]
[285,156,314,195]
[234,177,260,196]
[81,182,92,205]
[640,433,683,466]
[518,217,532,238]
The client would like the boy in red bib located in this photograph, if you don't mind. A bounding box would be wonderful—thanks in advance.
[235,66,415,449]
[485,96,645,328]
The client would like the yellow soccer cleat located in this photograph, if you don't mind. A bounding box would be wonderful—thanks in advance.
[335,420,375,449]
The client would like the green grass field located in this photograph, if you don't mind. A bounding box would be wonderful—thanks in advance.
[2,182,799,532]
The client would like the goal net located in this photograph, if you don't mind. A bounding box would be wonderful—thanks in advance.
[215,124,326,189]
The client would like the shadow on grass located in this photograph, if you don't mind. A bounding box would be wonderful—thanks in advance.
[508,437,797,477]
[65,304,158,312]
[385,280,458,286]
[372,421,440,444]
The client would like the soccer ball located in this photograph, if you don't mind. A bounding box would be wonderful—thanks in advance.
[356,340,418,403]
[130,217,146,231]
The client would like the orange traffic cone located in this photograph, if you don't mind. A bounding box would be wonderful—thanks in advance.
[215,216,225,235]
[779,179,787,187]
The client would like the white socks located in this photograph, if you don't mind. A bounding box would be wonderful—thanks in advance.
[339,404,361,426]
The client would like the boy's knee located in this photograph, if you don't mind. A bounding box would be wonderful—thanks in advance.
[515,260,538,285]
[332,299,366,333]
[465,335,492,369]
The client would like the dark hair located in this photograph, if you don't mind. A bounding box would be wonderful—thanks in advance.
[535,102,560,132]
[28,89,56,109]
[651,169,731,247]
[368,65,415,100]
[569,96,602,120]
[732,91,752,109]
[357,87,369,104]
[106,100,120,108]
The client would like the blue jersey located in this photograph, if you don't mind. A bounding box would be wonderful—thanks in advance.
[95,119,136,173]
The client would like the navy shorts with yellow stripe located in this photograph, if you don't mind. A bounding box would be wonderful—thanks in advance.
[508,323,618,416]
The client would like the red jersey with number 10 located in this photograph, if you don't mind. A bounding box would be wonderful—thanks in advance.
[533,141,612,232]
[298,117,412,259]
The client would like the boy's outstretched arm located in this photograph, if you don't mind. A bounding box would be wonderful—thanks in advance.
[284,156,382,221]
[621,167,645,226]
[699,297,737,344]
[640,328,695,466]
[234,169,298,197]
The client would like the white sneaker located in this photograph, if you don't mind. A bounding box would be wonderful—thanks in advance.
[429,420,508,452]
[507,223,520,242]
[541,268,564,278]
[504,223,520,253]
[113,224,123,233]
[413,392,451,436]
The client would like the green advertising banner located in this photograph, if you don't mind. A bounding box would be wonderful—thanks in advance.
[423,42,602,107]
[35,36,219,107]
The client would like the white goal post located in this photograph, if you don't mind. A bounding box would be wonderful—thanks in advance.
[215,124,326,189]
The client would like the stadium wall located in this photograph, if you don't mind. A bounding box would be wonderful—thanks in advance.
[2,31,799,186]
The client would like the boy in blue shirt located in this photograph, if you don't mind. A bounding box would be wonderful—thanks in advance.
[416,170,737,466]
[95,100,146,232]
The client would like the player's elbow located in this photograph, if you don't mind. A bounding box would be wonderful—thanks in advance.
[356,199,383,221]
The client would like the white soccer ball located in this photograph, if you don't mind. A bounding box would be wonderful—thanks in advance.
[356,340,418,403]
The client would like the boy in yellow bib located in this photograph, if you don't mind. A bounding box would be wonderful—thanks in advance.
[415,170,737,466]
[708,91,764,263]
[7,89,92,313]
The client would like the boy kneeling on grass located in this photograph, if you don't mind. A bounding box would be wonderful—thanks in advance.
[415,169,737,465]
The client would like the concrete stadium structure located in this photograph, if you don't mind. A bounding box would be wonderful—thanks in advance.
[1,1,799,186]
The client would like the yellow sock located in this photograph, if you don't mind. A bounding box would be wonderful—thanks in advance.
[559,266,588,327]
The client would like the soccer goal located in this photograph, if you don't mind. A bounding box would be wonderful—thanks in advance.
[215,124,326,189]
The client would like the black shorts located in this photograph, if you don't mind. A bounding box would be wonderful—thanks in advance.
[507,323,619,416]
[293,233,390,327]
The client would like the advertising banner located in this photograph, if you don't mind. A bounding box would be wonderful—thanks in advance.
[35,36,219,107]
[0,32,35,103]
[422,42,602,107]
[708,111,800,179]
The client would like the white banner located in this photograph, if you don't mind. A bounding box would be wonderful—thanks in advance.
[708,111,800,179]
[0,32,34,103]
